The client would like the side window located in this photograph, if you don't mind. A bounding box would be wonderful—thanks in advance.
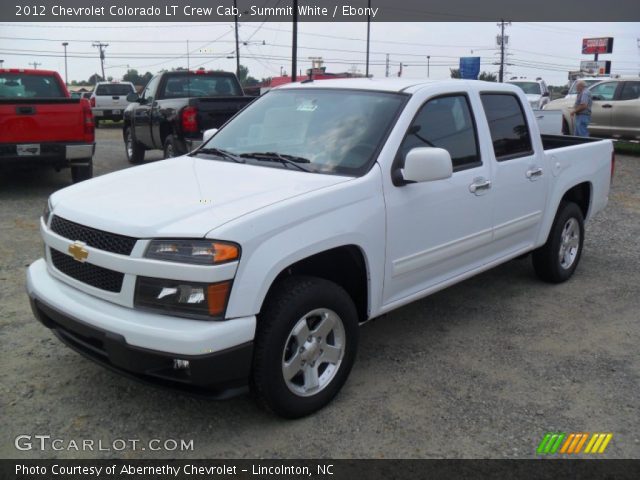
[480,93,533,161]
[141,76,159,103]
[590,82,618,101]
[619,82,640,101]
[398,95,481,171]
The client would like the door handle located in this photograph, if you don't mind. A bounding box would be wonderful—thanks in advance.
[469,178,492,194]
[526,167,544,180]
[601,104,613,108]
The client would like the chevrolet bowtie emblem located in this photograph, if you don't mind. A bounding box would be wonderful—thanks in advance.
[68,241,89,263]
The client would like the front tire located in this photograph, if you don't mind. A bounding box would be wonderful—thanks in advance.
[163,135,180,159]
[252,276,359,418]
[124,127,145,164]
[532,201,584,283]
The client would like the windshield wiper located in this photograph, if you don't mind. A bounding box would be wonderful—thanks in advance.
[239,152,311,172]
[193,147,245,163]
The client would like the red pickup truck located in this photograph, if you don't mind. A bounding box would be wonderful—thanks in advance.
[0,69,95,182]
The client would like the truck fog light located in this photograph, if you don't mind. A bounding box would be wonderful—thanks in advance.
[173,359,190,370]
[135,277,232,320]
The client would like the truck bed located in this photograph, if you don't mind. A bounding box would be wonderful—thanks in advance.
[541,134,605,151]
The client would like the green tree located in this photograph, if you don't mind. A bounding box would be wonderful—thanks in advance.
[479,71,497,82]
[123,69,141,84]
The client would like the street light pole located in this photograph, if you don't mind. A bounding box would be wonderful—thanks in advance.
[62,42,69,85]
[233,0,240,79]
[292,0,298,82]
[427,55,430,78]
[365,0,371,78]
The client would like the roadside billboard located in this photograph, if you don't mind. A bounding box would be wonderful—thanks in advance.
[581,37,614,54]
[579,60,611,75]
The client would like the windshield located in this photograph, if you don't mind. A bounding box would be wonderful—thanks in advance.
[508,82,541,95]
[161,75,242,98]
[197,88,407,175]
[568,79,602,95]
[0,73,65,98]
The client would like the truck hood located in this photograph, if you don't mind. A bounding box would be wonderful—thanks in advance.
[51,156,352,238]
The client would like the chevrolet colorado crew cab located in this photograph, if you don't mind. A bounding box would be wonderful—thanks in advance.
[27,79,614,418]
[122,70,254,162]
[0,68,95,183]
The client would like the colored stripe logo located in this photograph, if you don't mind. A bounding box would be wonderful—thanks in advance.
[537,433,612,454]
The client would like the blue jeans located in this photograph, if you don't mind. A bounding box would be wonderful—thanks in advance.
[574,114,591,137]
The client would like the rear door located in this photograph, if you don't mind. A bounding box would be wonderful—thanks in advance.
[588,81,618,135]
[382,92,494,306]
[479,92,548,254]
[611,81,640,139]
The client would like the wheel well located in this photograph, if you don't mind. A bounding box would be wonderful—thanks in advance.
[561,182,591,219]
[159,124,173,147]
[265,246,369,323]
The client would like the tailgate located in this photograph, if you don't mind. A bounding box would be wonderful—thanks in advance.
[0,99,84,143]
[193,97,255,131]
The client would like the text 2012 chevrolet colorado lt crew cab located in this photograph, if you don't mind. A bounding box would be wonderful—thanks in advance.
[27,79,614,417]
[0,68,95,182]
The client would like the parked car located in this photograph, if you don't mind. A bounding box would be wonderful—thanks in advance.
[123,70,254,161]
[0,68,95,182]
[544,77,640,139]
[507,78,550,109]
[90,81,136,127]
[28,79,614,417]
[564,77,604,100]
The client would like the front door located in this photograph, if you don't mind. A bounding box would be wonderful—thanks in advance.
[382,93,495,307]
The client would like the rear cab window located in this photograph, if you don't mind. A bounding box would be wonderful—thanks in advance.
[0,73,65,98]
[160,74,243,99]
[95,84,134,96]
[480,93,533,161]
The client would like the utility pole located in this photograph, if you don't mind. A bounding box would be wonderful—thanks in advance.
[427,55,430,78]
[29,61,41,69]
[234,0,240,78]
[62,42,69,85]
[365,0,371,78]
[292,0,298,82]
[92,42,108,80]
[385,54,389,77]
[497,20,510,82]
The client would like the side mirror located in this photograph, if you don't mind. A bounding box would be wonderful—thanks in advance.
[542,92,550,97]
[401,147,453,184]
[126,92,140,103]
[202,128,218,144]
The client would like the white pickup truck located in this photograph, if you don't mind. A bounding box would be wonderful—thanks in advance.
[27,79,614,418]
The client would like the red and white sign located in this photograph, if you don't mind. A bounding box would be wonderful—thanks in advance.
[582,37,614,55]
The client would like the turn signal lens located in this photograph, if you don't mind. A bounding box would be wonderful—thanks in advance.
[207,282,231,316]
[145,240,239,265]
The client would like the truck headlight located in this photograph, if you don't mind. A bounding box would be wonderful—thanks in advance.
[145,239,239,265]
[134,276,231,319]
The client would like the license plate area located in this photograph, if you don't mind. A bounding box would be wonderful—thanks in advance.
[17,144,40,156]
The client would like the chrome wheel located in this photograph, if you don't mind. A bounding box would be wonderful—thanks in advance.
[559,217,580,270]
[165,142,174,158]
[281,308,345,397]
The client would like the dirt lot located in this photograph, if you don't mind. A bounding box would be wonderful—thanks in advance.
[1,126,639,459]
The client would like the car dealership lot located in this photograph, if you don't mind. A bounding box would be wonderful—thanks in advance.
[1,126,639,459]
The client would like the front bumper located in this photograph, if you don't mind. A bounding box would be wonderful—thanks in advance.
[26,258,256,396]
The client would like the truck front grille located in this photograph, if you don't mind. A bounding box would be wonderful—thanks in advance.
[50,249,124,293]
[50,215,136,256]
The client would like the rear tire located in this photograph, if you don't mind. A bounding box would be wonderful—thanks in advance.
[252,275,359,418]
[124,127,145,164]
[70,160,93,183]
[532,201,584,283]
[163,135,180,159]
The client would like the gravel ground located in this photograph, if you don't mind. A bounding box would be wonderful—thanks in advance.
[1,126,639,459]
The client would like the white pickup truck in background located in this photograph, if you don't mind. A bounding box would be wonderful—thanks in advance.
[27,79,614,418]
